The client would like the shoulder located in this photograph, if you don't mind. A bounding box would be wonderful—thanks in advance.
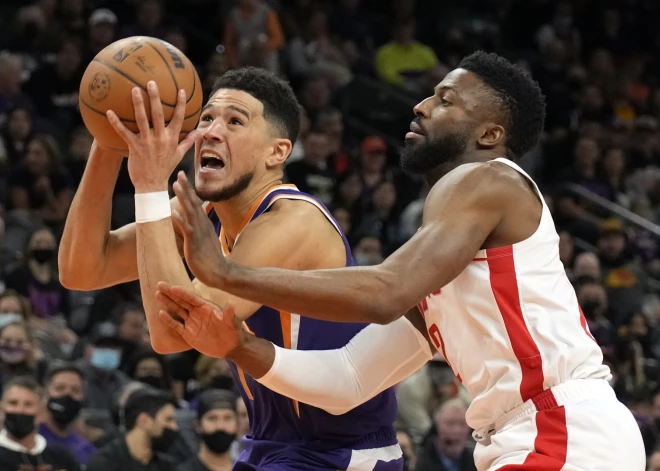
[237,197,345,268]
[426,161,529,211]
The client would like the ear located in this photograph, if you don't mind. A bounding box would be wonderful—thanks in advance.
[265,139,293,169]
[477,123,506,149]
[136,411,152,431]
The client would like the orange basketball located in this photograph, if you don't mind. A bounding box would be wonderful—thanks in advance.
[79,36,203,152]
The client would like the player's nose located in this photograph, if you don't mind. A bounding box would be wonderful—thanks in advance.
[200,120,227,143]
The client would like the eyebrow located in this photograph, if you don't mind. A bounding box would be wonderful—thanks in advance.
[200,104,250,120]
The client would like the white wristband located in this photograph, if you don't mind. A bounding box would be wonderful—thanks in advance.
[135,191,171,223]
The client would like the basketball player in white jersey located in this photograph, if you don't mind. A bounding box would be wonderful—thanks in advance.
[156,51,645,470]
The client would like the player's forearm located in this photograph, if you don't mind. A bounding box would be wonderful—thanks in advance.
[136,219,193,353]
[226,331,276,379]
[59,144,126,289]
[248,317,432,415]
[218,262,409,324]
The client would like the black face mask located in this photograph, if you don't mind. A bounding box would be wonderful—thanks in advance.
[201,430,236,454]
[208,375,235,392]
[137,375,164,390]
[47,395,82,427]
[581,300,603,320]
[151,427,179,453]
[30,249,54,265]
[4,412,35,439]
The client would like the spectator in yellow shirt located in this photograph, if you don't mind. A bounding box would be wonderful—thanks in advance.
[375,18,441,93]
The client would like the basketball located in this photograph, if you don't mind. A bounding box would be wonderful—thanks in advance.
[79,36,203,152]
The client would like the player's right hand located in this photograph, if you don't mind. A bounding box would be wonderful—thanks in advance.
[171,170,230,287]
[156,281,246,358]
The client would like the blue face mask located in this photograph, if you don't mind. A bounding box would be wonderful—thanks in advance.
[91,348,120,370]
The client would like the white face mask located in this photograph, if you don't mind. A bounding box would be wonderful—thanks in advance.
[0,314,24,328]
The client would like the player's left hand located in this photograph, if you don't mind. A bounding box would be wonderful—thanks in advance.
[171,171,230,287]
[156,281,245,358]
[107,81,198,193]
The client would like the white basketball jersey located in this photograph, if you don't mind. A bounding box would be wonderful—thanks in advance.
[417,158,611,431]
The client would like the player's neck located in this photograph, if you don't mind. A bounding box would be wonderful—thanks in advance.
[424,149,505,185]
[211,176,285,244]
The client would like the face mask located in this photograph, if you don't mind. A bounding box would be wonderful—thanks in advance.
[581,300,602,320]
[137,375,164,390]
[90,348,120,370]
[0,314,24,329]
[4,412,35,439]
[354,253,383,266]
[208,375,235,392]
[47,395,82,427]
[151,427,179,452]
[201,430,236,454]
[0,345,28,365]
[30,249,54,265]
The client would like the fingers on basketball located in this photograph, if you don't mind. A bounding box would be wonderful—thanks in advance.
[147,81,165,135]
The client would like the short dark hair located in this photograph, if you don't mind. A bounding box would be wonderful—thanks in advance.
[3,376,42,399]
[211,67,301,146]
[458,51,546,159]
[44,362,85,386]
[123,388,176,431]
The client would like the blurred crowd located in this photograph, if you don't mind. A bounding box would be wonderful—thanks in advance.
[0,0,659,469]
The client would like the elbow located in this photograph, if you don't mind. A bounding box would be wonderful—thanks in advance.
[369,307,404,325]
[58,251,100,291]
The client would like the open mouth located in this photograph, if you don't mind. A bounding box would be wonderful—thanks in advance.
[409,121,425,136]
[200,152,225,170]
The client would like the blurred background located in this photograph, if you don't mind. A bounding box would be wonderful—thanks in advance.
[0,0,659,469]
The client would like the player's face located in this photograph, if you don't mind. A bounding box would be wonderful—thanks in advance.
[194,89,271,202]
[401,69,481,176]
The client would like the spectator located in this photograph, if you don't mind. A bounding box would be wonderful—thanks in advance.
[86,8,118,61]
[0,106,34,166]
[223,0,284,73]
[0,376,79,470]
[332,170,364,226]
[575,280,613,349]
[125,349,175,393]
[119,0,167,40]
[354,180,402,254]
[285,130,336,205]
[39,362,96,463]
[64,126,93,186]
[414,399,476,471]
[0,321,47,391]
[24,36,84,135]
[573,251,602,281]
[558,230,575,272]
[5,226,70,319]
[298,74,332,117]
[6,135,75,226]
[0,290,32,327]
[352,234,383,266]
[375,18,440,94]
[178,389,239,471]
[0,53,33,125]
[82,330,131,410]
[87,388,179,471]
[597,219,647,326]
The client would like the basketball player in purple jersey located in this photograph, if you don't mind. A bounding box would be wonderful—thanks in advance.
[59,67,401,470]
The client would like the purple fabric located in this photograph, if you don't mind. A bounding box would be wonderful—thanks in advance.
[38,422,96,464]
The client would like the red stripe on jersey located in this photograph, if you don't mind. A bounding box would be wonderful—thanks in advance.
[487,246,545,402]
[577,303,597,343]
[497,406,568,470]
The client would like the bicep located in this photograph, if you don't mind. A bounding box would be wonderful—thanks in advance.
[378,166,504,306]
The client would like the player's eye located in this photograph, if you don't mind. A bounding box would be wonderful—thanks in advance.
[230,117,243,126]
[441,97,451,106]
[200,114,213,123]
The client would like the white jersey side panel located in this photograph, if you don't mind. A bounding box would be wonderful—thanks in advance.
[418,158,610,430]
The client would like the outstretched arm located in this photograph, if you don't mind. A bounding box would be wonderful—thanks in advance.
[157,286,433,415]
[177,162,512,325]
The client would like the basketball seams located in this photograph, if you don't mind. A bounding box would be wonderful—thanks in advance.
[81,96,201,125]
[92,58,178,107]
[146,42,179,97]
